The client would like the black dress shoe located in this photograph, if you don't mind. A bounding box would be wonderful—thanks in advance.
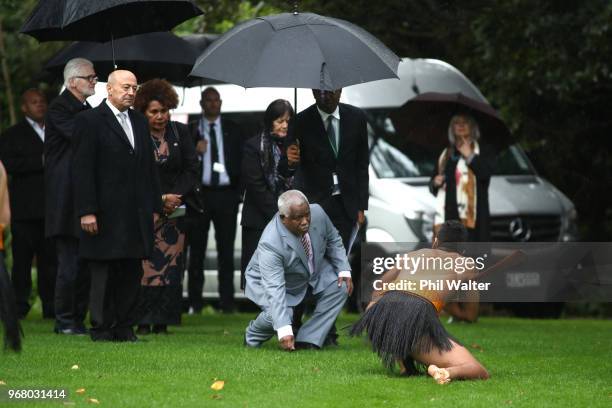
[136,325,151,335]
[54,327,88,336]
[152,324,168,334]
[295,341,319,350]
[323,332,339,347]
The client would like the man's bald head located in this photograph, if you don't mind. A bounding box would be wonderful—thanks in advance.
[106,70,138,111]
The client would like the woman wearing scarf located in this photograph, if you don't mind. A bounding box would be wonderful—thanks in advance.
[429,113,494,321]
[240,99,299,289]
[430,113,494,242]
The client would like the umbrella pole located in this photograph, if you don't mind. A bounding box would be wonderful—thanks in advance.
[294,87,297,112]
[111,32,117,70]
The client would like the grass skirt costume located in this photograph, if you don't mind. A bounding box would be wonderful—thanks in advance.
[350,290,458,375]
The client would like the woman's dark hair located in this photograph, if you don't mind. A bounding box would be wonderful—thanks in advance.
[263,99,293,134]
[437,220,468,245]
[133,78,179,113]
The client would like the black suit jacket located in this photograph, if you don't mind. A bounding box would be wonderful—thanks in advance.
[289,103,369,221]
[240,133,295,229]
[72,101,162,260]
[156,121,199,195]
[188,116,243,201]
[44,89,91,237]
[0,119,45,220]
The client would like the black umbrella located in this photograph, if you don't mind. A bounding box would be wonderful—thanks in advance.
[390,92,514,152]
[190,11,400,91]
[176,33,222,87]
[20,0,203,67]
[45,32,199,83]
[21,0,202,42]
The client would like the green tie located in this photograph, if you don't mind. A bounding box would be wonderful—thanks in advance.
[327,116,338,157]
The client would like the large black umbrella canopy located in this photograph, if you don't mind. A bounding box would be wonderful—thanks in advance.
[44,31,198,83]
[390,92,514,152]
[20,0,203,42]
[190,12,400,90]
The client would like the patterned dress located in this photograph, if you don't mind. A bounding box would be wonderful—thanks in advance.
[138,132,185,325]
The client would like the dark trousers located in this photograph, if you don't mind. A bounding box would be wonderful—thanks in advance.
[186,188,238,312]
[88,259,142,341]
[320,195,363,312]
[320,195,354,250]
[10,219,57,318]
[240,226,264,290]
[54,236,90,330]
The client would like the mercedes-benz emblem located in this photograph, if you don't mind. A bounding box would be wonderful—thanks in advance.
[509,217,532,241]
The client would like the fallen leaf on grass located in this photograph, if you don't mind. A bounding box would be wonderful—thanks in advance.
[212,394,223,400]
[88,398,100,404]
[76,388,86,394]
[223,330,230,336]
[71,365,80,370]
[506,400,512,405]
[470,344,484,352]
[0,380,6,385]
[210,380,225,391]
[312,367,320,373]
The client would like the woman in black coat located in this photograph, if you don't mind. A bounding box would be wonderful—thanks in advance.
[240,99,300,288]
[133,79,199,334]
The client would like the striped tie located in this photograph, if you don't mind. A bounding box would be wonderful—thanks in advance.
[301,233,312,259]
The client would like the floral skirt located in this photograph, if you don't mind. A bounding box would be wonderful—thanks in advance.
[138,218,184,325]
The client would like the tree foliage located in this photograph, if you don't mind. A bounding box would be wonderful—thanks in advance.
[0,0,610,238]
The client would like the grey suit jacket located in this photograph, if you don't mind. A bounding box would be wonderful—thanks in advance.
[245,204,350,330]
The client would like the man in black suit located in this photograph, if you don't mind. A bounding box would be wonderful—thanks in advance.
[186,87,242,314]
[73,70,162,342]
[0,89,57,319]
[290,89,369,247]
[45,57,96,334]
[289,88,369,317]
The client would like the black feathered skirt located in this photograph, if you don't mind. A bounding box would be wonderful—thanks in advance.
[350,291,458,375]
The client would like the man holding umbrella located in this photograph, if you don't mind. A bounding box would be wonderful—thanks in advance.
[45,57,97,335]
[289,88,369,319]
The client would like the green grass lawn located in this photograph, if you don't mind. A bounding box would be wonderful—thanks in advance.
[1,312,611,407]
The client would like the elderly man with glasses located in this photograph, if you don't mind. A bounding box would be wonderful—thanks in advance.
[44,57,97,335]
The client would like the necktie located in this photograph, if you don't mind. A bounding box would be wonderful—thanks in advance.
[327,116,338,157]
[118,112,133,147]
[301,232,312,260]
[209,122,219,186]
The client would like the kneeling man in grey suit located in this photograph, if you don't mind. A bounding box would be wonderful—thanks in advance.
[245,190,353,350]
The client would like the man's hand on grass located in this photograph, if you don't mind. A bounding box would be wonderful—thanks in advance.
[280,335,295,351]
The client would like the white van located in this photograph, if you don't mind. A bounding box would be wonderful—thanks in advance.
[86,58,578,300]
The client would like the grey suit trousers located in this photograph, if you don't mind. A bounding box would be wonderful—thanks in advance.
[245,281,348,348]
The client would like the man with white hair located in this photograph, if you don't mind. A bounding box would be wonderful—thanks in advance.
[244,190,352,350]
[44,57,97,335]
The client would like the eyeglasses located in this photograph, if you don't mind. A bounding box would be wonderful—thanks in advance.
[74,75,98,83]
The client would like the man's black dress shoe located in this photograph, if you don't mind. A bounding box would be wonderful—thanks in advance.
[295,341,319,350]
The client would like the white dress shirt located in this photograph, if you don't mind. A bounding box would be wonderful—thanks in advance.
[105,100,134,148]
[25,116,45,142]
[316,105,340,151]
[199,116,230,186]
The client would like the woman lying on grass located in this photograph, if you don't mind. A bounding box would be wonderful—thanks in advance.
[351,220,491,384]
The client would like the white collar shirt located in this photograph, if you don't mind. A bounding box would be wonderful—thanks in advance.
[25,116,45,142]
[106,100,135,148]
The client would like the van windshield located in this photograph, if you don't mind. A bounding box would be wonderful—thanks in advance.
[366,109,535,178]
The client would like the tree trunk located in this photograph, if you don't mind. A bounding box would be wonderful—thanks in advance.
[0,16,17,126]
